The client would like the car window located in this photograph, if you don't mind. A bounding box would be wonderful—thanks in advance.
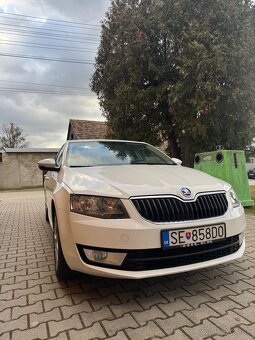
[66,141,175,167]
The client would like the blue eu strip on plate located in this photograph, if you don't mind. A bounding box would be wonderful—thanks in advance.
[162,230,170,249]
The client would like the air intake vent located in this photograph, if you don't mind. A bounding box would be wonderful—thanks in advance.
[131,193,228,223]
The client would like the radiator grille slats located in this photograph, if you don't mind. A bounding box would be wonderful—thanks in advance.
[132,193,228,223]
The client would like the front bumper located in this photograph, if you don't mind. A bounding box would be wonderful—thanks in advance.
[73,239,245,279]
[56,198,246,279]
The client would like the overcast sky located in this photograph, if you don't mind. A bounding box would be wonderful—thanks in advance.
[0,0,111,147]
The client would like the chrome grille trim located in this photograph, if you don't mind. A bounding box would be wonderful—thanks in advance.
[131,192,228,223]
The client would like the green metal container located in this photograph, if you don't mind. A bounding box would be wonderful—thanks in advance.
[194,150,254,207]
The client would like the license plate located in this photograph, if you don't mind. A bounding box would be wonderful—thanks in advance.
[161,224,226,249]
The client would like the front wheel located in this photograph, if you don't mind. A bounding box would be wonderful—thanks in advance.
[53,214,73,280]
[45,205,49,223]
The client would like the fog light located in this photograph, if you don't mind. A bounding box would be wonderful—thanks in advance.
[92,250,108,260]
[84,248,127,266]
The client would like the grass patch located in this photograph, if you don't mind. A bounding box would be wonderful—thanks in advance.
[244,185,255,215]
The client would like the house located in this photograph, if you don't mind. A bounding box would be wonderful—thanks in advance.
[67,119,108,140]
[66,119,168,152]
[0,147,59,190]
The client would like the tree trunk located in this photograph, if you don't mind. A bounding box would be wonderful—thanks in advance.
[166,130,180,159]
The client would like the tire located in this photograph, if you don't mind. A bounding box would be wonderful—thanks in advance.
[53,213,73,280]
[45,205,49,223]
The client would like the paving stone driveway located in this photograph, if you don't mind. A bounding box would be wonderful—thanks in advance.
[0,192,255,340]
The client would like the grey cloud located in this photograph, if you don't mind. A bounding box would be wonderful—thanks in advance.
[40,0,110,23]
[0,0,111,147]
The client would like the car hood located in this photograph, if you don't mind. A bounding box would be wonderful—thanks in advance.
[61,165,230,199]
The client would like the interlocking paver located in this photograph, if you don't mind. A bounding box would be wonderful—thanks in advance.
[0,332,10,340]
[132,305,166,326]
[43,295,73,311]
[207,299,243,315]
[210,310,250,333]
[12,323,48,340]
[0,291,13,301]
[183,319,224,338]
[90,294,120,311]
[228,290,255,307]
[160,329,190,340]
[240,323,255,337]
[14,285,40,299]
[156,311,193,335]
[48,314,83,337]
[126,320,165,339]
[55,284,83,298]
[233,303,255,322]
[0,192,255,340]
[102,313,138,336]
[106,331,129,339]
[110,299,142,317]
[136,293,168,309]
[204,286,236,301]
[61,300,92,318]
[29,307,62,325]
[0,315,28,334]
[29,290,56,304]
[1,280,26,294]
[161,287,191,302]
[159,298,193,317]
[0,309,11,322]
[182,304,220,324]
[224,280,254,294]
[214,327,255,340]
[80,306,114,327]
[12,301,43,319]
[182,292,214,308]
[69,322,106,340]
[0,296,27,312]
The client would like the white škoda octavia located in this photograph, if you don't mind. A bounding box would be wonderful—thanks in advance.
[38,140,245,280]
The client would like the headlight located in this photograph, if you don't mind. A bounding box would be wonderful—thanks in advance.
[228,188,240,208]
[70,195,129,219]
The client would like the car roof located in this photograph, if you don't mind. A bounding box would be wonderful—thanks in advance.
[67,139,147,144]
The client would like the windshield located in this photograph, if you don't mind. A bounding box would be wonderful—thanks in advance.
[66,141,175,167]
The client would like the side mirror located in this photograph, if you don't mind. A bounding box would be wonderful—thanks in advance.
[38,158,60,172]
[172,157,182,166]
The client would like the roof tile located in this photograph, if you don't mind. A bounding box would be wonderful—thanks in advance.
[69,119,107,139]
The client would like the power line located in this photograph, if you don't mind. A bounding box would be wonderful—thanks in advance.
[0,88,96,97]
[0,14,101,30]
[0,40,97,53]
[0,30,99,44]
[0,87,96,96]
[0,79,90,90]
[0,39,97,51]
[0,52,94,64]
[0,22,100,37]
[0,27,100,41]
[0,11,101,28]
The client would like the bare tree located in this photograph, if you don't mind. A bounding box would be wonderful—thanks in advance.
[0,123,29,148]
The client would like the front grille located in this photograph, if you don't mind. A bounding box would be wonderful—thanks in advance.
[131,192,228,223]
[77,235,241,271]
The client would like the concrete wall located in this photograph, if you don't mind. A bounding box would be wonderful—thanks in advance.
[0,152,58,190]
[247,157,255,171]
